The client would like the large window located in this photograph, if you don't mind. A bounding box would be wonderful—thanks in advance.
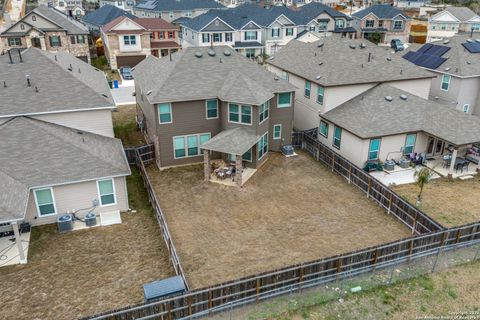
[393,20,403,30]
[212,33,222,42]
[158,103,172,124]
[206,99,218,119]
[245,48,255,58]
[202,33,210,43]
[49,36,61,47]
[335,19,345,29]
[404,134,416,154]
[273,124,281,140]
[333,126,342,149]
[258,131,268,159]
[173,133,211,158]
[271,28,280,38]
[305,80,311,98]
[318,21,328,31]
[365,20,375,28]
[123,35,136,45]
[277,92,292,108]
[97,179,116,206]
[259,100,269,123]
[8,37,22,46]
[317,86,324,105]
[229,104,252,124]
[34,188,56,216]
[368,138,381,160]
[245,31,257,40]
[285,27,293,36]
[441,74,451,91]
[319,120,328,138]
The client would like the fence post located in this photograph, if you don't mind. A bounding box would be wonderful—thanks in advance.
[474,244,480,261]
[256,278,260,303]
[208,290,213,314]
[348,164,352,184]
[336,259,342,282]
[387,193,393,215]
[411,212,418,235]
[371,249,378,271]
[331,154,335,172]
[432,232,447,272]
[188,296,192,316]
[367,178,371,199]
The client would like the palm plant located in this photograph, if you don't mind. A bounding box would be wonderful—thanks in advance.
[414,167,435,206]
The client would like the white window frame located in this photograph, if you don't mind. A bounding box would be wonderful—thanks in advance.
[273,124,282,140]
[368,138,381,161]
[245,31,257,41]
[271,27,280,38]
[285,27,293,36]
[463,104,470,113]
[317,86,324,105]
[169,11,174,18]
[257,131,269,160]
[305,80,311,98]
[205,99,219,119]
[277,92,292,108]
[365,19,375,28]
[333,126,342,149]
[259,100,270,124]
[319,120,328,138]
[393,20,403,30]
[202,33,209,43]
[158,103,173,124]
[172,133,211,159]
[96,179,117,207]
[228,104,252,125]
[225,32,233,42]
[123,35,136,45]
[441,74,451,91]
[212,33,222,42]
[33,187,57,217]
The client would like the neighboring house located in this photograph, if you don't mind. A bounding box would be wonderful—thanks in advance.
[132,46,296,186]
[101,16,180,69]
[100,0,136,13]
[402,35,480,115]
[352,4,412,44]
[53,0,86,18]
[180,3,354,58]
[265,36,434,130]
[0,5,90,62]
[82,4,135,33]
[0,48,130,263]
[427,7,480,42]
[317,83,480,173]
[133,0,225,22]
[395,0,427,9]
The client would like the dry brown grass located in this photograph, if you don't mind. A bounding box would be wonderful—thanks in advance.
[0,169,174,320]
[393,177,480,227]
[112,104,146,147]
[146,151,411,289]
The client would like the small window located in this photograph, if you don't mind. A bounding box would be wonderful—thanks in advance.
[404,134,416,154]
[280,70,288,81]
[257,131,268,159]
[168,31,174,39]
[159,32,164,39]
[20,24,25,30]
[366,20,375,28]
[318,21,328,31]
[333,126,342,149]
[271,28,280,38]
[259,100,269,123]
[32,15,36,21]
[97,179,116,206]
[368,138,381,160]
[285,27,293,36]
[225,32,232,42]
[441,74,451,91]
[77,35,85,44]
[393,20,403,30]
[158,103,172,124]
[206,99,218,119]
[70,35,76,44]
[304,80,311,98]
[463,104,470,113]
[278,92,291,108]
[273,124,281,140]
[242,148,252,161]
[378,20,384,27]
[34,188,56,216]
[335,19,345,29]
[184,11,192,17]
[202,33,209,43]
[317,86,324,105]
[49,35,61,47]
[309,25,315,31]
[319,120,328,138]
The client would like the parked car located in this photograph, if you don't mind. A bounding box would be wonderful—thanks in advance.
[119,66,133,80]
[390,39,405,52]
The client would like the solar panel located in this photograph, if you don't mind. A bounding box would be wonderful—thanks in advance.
[462,42,480,53]
[425,45,450,57]
[419,56,447,69]
[417,43,433,53]
[403,51,421,63]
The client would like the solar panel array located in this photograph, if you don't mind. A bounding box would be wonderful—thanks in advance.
[462,42,480,53]
[403,44,450,70]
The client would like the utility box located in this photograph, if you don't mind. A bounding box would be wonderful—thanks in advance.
[143,276,186,302]
[57,214,73,233]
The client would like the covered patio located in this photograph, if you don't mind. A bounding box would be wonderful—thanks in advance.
[0,221,30,267]
[201,127,259,187]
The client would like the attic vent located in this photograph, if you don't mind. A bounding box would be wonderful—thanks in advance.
[223,50,231,56]
[315,75,321,80]
[349,44,356,49]
[399,94,407,100]
[207,49,216,57]
[194,51,203,58]
[384,96,393,102]
[359,43,366,49]
[443,39,450,44]
[147,90,152,95]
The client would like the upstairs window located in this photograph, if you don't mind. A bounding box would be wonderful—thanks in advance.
[184,11,192,17]
[245,31,257,41]
[277,92,292,108]
[365,19,375,28]
[441,74,451,91]
[123,35,136,45]
[158,103,172,124]
[169,11,174,19]
[335,19,345,29]
[309,25,315,31]
[318,21,328,31]
[206,99,218,119]
[317,86,325,105]
[259,100,269,123]
[271,28,280,38]
[393,20,403,30]
[229,104,252,125]
[168,31,174,39]
[463,104,470,113]
[304,80,311,98]
[319,120,328,138]
[333,126,342,149]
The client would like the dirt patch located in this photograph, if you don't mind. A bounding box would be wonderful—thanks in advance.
[146,151,411,289]
[393,177,480,227]
[112,104,146,147]
[0,169,174,320]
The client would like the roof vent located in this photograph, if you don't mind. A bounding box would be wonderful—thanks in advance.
[315,75,321,80]
[223,50,231,56]
[399,94,407,100]
[443,39,450,44]
[274,75,279,80]
[467,39,473,43]
[318,62,323,66]
[147,90,152,95]
[466,60,471,64]
[445,67,450,71]
[207,49,216,57]
[349,44,356,49]
[101,94,108,98]
[384,96,393,102]
[317,43,324,48]
[386,57,392,61]
[194,51,203,58]
[360,42,366,49]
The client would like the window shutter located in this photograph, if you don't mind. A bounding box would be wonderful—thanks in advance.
[58,37,62,47]
[49,36,53,47]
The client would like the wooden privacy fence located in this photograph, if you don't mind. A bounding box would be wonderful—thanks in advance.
[296,131,444,235]
[124,144,155,164]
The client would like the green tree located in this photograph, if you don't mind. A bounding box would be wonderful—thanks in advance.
[414,167,435,206]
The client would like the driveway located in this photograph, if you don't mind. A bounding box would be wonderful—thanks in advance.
[111,86,135,106]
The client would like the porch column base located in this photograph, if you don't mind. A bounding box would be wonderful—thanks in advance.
[204,150,211,183]
[235,155,243,187]
[448,148,458,177]
[12,221,26,264]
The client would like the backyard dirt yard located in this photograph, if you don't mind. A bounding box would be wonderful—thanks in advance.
[112,104,146,147]
[393,177,480,227]
[0,169,174,320]
[146,151,411,289]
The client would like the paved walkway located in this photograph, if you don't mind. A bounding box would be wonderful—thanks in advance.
[111,85,135,106]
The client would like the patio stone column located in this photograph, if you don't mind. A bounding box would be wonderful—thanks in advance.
[11,221,26,264]
[204,150,211,183]
[235,155,243,187]
[448,148,458,178]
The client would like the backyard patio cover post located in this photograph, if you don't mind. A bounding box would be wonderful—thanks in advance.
[201,128,260,187]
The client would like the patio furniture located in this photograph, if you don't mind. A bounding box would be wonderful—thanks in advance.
[363,160,383,172]
[455,159,469,173]
[442,155,452,168]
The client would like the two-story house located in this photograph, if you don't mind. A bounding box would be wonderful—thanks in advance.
[427,7,480,42]
[0,49,130,263]
[101,16,180,69]
[82,4,135,34]
[265,35,434,130]
[352,4,412,44]
[132,46,295,186]
[0,5,90,62]
[132,0,225,21]
[100,0,136,13]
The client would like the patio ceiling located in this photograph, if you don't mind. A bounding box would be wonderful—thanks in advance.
[201,127,259,156]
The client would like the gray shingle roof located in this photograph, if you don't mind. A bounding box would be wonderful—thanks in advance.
[132,46,295,105]
[445,7,478,22]
[201,127,259,155]
[82,4,135,27]
[322,84,480,146]
[0,117,130,222]
[134,0,224,12]
[268,36,433,87]
[32,5,89,34]
[352,4,411,20]
[0,48,114,117]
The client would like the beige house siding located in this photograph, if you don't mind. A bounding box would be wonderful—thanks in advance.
[24,176,129,226]
[388,78,432,100]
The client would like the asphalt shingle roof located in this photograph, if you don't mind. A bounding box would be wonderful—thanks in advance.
[201,127,259,155]
[322,84,480,146]
[268,36,433,87]
[134,0,224,12]
[132,46,295,105]
[0,48,114,117]
[445,6,478,22]
[352,4,411,20]
[82,4,135,27]
[0,117,130,222]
